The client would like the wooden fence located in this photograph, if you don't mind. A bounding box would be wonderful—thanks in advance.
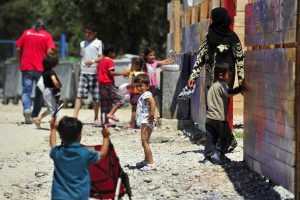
[244,0,299,198]
[165,0,300,198]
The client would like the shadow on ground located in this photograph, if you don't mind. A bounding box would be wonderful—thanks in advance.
[182,126,292,200]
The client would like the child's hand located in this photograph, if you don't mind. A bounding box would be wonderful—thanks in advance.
[85,60,94,66]
[102,126,110,138]
[50,118,57,130]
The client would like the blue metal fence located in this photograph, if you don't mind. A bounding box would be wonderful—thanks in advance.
[0,33,67,62]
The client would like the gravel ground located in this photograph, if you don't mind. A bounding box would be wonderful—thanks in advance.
[0,104,295,200]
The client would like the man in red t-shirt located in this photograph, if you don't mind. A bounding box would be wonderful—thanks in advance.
[97,47,127,125]
[16,18,56,124]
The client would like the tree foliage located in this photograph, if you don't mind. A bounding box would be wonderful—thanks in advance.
[0,0,170,58]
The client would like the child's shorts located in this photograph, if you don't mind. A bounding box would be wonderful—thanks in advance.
[99,85,124,114]
[77,73,99,102]
[138,120,157,131]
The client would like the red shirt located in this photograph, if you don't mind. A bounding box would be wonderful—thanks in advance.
[16,29,56,72]
[97,58,114,86]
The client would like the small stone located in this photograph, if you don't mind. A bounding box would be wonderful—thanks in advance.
[144,177,152,183]
[8,164,17,168]
[172,171,179,176]
[182,184,191,190]
[4,192,13,198]
[36,183,43,187]
[148,185,156,191]
[35,172,47,177]
[25,152,31,155]
[12,183,21,188]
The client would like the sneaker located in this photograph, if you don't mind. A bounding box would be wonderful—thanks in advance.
[140,164,156,171]
[208,152,227,165]
[23,112,33,124]
[32,117,41,129]
[136,160,147,168]
[106,114,119,122]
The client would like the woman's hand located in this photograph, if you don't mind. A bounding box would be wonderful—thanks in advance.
[187,79,195,88]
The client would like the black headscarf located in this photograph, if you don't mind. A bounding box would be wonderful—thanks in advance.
[207,7,232,48]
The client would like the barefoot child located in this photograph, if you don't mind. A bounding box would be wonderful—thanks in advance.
[134,74,157,171]
[49,116,110,199]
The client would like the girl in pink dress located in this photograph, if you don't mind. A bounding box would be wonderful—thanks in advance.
[142,47,175,96]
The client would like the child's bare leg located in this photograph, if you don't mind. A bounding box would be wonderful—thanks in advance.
[93,102,100,122]
[130,105,137,127]
[34,110,49,122]
[40,110,50,120]
[141,125,153,164]
[73,98,82,118]
[108,105,120,115]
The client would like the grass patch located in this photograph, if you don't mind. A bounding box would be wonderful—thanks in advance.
[233,130,244,139]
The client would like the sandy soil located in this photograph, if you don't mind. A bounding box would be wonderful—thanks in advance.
[0,103,294,200]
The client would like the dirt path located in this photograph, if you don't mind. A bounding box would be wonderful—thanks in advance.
[0,104,294,199]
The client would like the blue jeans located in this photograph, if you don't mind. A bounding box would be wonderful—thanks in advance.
[22,70,43,117]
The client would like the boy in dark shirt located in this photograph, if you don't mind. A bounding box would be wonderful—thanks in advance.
[32,54,61,128]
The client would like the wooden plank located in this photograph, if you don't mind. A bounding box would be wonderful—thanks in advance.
[295,0,300,198]
[243,114,295,140]
[190,54,206,131]
[244,135,295,168]
[200,0,209,19]
[245,155,295,192]
[174,31,182,53]
[220,0,224,7]
[173,0,182,32]
[182,23,201,53]
[284,28,297,44]
[167,33,174,52]
[234,11,245,27]
[193,0,203,6]
[211,0,220,9]
[167,2,173,21]
[191,6,200,24]
[185,8,192,27]
[244,95,294,114]
[244,104,294,127]
[169,17,174,33]
[244,122,296,154]
[236,0,247,12]
[199,19,209,42]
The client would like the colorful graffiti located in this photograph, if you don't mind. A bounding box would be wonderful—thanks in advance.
[245,0,297,46]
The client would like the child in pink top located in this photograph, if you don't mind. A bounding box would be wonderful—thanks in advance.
[142,47,175,96]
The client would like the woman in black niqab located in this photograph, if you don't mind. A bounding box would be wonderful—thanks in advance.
[188,7,244,89]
